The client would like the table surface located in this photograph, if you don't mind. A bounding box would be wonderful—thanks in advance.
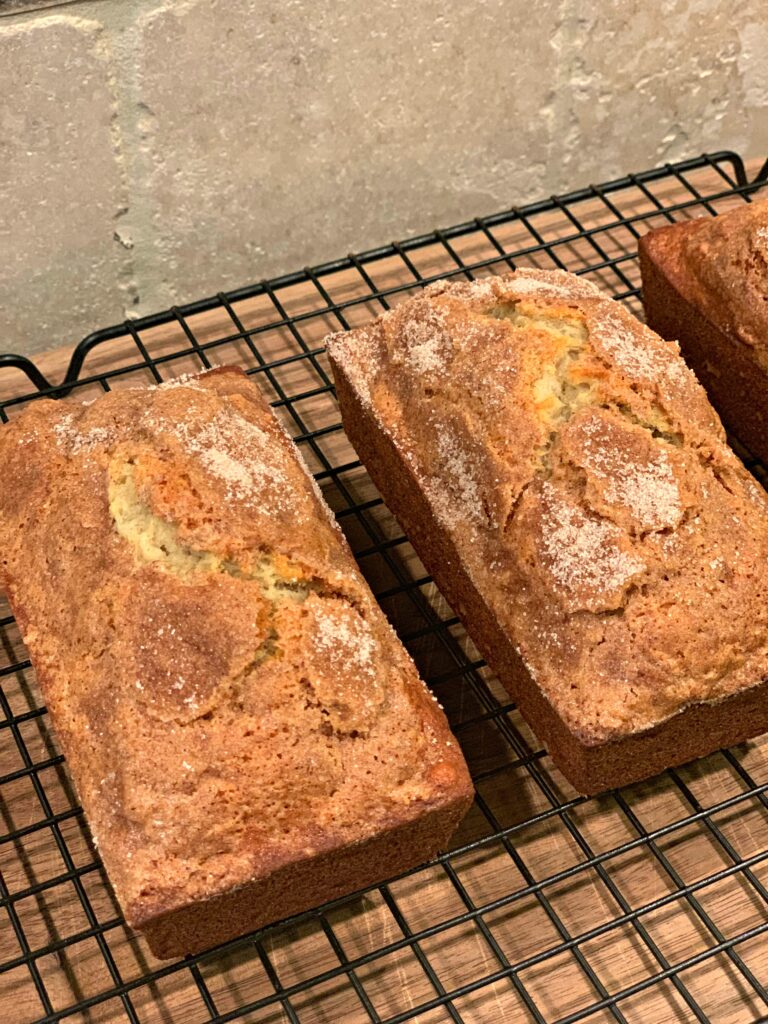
[1,155,767,1024]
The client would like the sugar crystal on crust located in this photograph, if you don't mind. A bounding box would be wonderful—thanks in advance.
[578,415,682,531]
[423,429,484,531]
[403,307,451,375]
[539,481,645,599]
[509,267,603,300]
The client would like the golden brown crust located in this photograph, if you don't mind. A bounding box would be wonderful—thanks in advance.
[644,202,768,362]
[327,269,768,792]
[0,367,472,956]
[639,203,768,464]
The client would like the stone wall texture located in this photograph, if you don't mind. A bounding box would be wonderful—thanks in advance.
[1,0,767,355]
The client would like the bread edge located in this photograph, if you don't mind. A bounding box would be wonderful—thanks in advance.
[639,222,768,465]
[136,795,470,958]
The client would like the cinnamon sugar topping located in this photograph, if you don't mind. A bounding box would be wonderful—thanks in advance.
[174,410,288,505]
[53,414,116,454]
[590,306,689,386]
[326,331,374,406]
[510,267,603,301]
[403,309,451,375]
[579,417,682,531]
[540,482,644,601]
[315,608,377,675]
[158,373,206,391]
[425,431,483,530]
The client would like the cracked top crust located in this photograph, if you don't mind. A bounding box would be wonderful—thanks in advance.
[0,367,471,926]
[326,269,768,743]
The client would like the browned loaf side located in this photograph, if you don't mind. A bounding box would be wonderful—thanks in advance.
[639,199,768,464]
[0,367,473,958]
[327,269,768,794]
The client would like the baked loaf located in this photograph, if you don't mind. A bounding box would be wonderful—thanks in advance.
[327,269,768,794]
[0,367,472,958]
[639,199,768,463]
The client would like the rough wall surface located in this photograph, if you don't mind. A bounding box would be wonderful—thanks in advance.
[1,0,766,355]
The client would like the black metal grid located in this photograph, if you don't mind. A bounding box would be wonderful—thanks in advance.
[1,151,768,1024]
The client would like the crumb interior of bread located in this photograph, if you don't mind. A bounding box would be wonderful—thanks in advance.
[108,462,309,602]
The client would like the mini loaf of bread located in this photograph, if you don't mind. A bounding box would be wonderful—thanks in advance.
[0,367,472,958]
[327,269,768,793]
[640,199,768,463]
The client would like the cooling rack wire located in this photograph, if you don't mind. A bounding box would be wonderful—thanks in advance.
[1,151,767,1024]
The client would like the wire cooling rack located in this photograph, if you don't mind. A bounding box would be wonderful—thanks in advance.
[1,151,768,1024]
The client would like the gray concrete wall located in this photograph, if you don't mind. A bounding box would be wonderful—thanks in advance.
[1,0,767,355]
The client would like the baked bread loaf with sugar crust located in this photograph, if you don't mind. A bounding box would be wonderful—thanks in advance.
[327,269,768,794]
[0,367,472,958]
[640,199,768,464]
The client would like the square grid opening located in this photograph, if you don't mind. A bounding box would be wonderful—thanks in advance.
[1,151,767,1024]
